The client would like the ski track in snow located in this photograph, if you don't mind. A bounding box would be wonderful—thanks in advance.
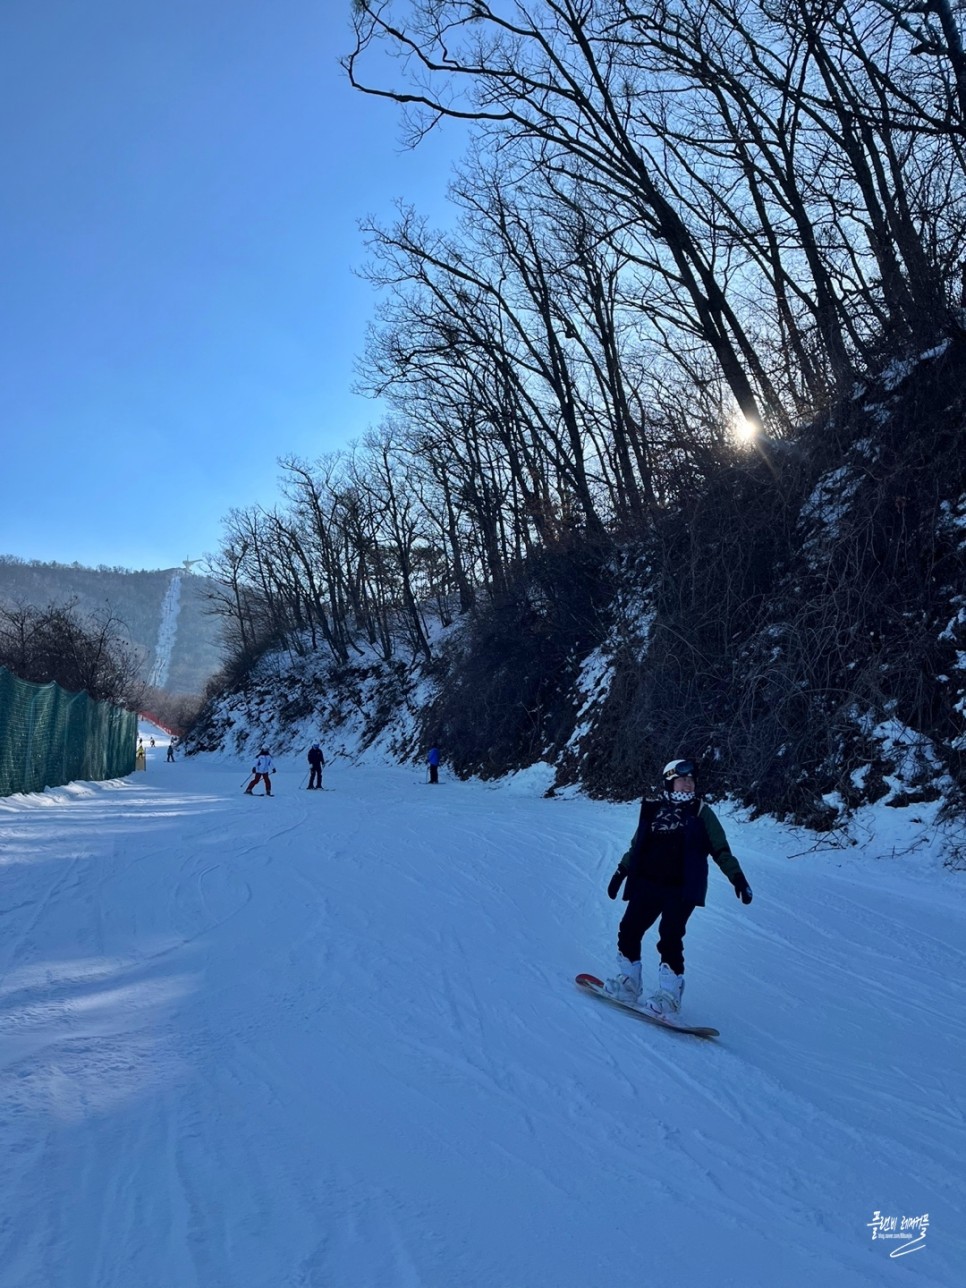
[0,758,964,1287]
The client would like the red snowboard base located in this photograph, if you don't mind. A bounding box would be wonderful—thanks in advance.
[575,973,719,1039]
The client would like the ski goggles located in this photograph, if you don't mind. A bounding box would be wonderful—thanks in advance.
[665,760,696,780]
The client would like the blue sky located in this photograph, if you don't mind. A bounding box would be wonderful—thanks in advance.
[0,1,459,571]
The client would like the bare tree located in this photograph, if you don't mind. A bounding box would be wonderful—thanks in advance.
[348,0,966,426]
[0,600,143,707]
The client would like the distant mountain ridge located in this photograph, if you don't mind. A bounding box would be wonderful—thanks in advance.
[0,556,226,695]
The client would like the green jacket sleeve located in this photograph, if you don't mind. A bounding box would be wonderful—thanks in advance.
[699,803,743,883]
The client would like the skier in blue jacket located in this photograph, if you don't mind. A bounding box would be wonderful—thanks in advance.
[603,759,753,1018]
[427,746,440,784]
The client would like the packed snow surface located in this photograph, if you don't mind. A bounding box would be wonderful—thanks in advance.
[1,741,964,1287]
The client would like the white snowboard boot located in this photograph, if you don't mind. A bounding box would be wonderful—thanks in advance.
[642,962,685,1019]
[604,956,642,1005]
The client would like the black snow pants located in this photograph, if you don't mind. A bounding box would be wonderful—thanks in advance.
[617,882,697,976]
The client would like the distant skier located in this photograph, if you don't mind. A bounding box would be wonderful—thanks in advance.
[135,744,147,772]
[602,758,753,1019]
[427,745,440,784]
[306,743,325,789]
[149,737,156,747]
[166,743,175,762]
[244,748,276,795]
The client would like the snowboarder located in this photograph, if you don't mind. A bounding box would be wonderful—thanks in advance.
[244,748,276,795]
[307,742,325,789]
[603,758,753,1019]
[166,743,175,762]
[135,744,146,772]
[427,745,440,784]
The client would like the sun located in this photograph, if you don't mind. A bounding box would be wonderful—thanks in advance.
[734,413,759,443]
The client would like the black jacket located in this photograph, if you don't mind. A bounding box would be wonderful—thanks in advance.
[619,797,742,907]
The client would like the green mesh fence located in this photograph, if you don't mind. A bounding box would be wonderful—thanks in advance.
[0,666,137,797]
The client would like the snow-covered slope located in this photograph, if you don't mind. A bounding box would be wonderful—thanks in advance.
[148,571,183,689]
[0,752,963,1286]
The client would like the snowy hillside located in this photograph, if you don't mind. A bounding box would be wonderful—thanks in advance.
[0,558,225,694]
[0,735,963,1286]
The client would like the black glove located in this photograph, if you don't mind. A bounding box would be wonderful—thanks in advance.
[607,868,626,900]
[272,768,277,774]
[733,874,753,905]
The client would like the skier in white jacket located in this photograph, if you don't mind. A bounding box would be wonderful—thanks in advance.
[244,749,276,795]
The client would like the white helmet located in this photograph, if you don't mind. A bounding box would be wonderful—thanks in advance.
[663,758,696,785]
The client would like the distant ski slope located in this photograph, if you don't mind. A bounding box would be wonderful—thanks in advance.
[0,559,224,693]
[0,758,962,1287]
[148,572,182,689]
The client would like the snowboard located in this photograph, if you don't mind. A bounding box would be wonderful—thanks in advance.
[575,973,719,1039]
